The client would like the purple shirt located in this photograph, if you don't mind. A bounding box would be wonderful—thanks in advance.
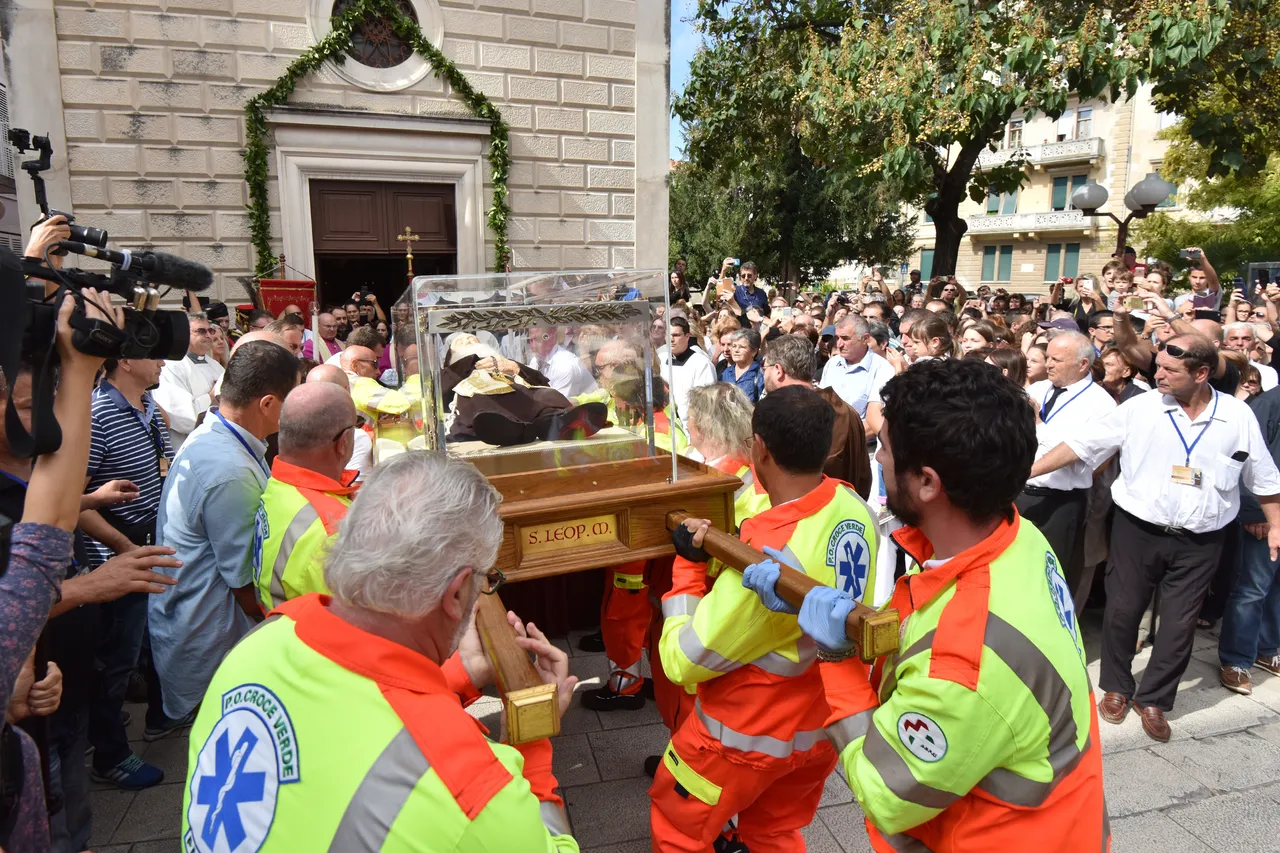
[1,523,73,853]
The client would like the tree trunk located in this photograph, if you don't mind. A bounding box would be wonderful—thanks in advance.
[929,214,968,277]
[921,140,988,277]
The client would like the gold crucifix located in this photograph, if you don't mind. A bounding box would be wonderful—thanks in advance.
[397,226,421,278]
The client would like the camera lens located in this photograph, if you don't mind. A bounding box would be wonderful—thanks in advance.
[148,310,190,360]
[70,223,109,248]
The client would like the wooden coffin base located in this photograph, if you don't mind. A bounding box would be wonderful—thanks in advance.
[477,452,741,581]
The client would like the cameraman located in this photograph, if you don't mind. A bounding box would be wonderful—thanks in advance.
[0,290,121,850]
[0,299,180,852]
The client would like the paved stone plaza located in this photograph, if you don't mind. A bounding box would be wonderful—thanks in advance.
[90,613,1280,852]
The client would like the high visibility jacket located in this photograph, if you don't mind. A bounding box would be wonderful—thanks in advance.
[704,457,772,581]
[659,476,879,765]
[820,513,1108,852]
[251,459,358,612]
[352,376,419,450]
[181,594,577,853]
[653,409,690,457]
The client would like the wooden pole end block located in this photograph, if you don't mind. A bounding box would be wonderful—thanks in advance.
[859,609,901,663]
[505,682,560,745]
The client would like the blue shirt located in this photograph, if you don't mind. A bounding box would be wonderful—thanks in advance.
[818,348,896,417]
[733,283,770,317]
[150,413,269,719]
[720,360,765,402]
[84,381,174,566]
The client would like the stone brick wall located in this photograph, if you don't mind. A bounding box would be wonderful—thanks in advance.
[52,0,638,300]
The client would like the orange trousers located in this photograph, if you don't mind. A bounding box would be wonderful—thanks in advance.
[649,721,837,853]
[645,557,696,731]
[601,560,651,695]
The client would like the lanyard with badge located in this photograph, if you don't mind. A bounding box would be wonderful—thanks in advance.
[131,402,170,478]
[214,410,270,479]
[1040,380,1095,424]
[1166,391,1218,487]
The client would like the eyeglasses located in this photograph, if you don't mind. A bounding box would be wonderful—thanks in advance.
[190,328,214,336]
[332,421,360,442]
[1157,342,1189,358]
[480,566,505,595]
[354,358,378,366]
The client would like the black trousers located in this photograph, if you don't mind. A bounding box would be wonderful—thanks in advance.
[1016,487,1089,601]
[1101,509,1228,711]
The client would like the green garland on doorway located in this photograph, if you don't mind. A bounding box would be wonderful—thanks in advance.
[242,0,511,278]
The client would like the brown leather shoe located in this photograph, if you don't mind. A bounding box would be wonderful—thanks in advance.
[1220,665,1253,695]
[1098,692,1129,724]
[1257,655,1280,676]
[1133,702,1171,742]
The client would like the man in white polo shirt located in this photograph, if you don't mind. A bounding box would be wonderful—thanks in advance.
[819,315,894,419]
[1018,331,1116,609]
[1032,333,1280,742]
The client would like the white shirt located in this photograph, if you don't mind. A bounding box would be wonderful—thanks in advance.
[820,349,895,417]
[347,426,373,480]
[1027,376,1117,491]
[152,353,225,450]
[658,344,717,422]
[529,344,598,398]
[1066,388,1280,532]
[1254,360,1279,392]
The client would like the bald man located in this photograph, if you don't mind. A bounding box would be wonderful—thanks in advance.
[339,345,379,380]
[231,329,288,353]
[302,312,344,361]
[306,363,349,390]
[306,362,371,477]
[251,383,361,610]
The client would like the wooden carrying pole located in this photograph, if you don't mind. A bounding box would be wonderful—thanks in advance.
[475,593,560,745]
[666,511,900,662]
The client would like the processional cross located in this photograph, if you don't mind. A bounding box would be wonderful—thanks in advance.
[397,226,421,278]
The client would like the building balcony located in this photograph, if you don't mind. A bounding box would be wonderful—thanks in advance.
[966,209,1098,238]
[978,137,1105,170]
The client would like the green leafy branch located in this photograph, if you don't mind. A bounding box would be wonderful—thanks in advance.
[242,0,511,278]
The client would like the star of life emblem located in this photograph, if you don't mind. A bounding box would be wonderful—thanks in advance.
[185,684,300,853]
[826,519,871,600]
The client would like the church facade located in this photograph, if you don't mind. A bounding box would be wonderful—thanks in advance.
[0,0,669,305]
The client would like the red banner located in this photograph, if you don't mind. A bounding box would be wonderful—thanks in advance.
[258,280,316,317]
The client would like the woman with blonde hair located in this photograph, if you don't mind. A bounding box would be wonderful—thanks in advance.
[685,382,755,465]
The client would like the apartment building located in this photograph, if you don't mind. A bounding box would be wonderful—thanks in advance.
[910,84,1181,294]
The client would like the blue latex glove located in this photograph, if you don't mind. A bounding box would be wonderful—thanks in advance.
[741,546,799,614]
[799,586,856,654]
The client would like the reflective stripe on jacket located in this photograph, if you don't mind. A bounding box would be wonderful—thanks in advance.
[659,476,879,765]
[251,459,357,612]
[181,594,578,852]
[821,513,1108,852]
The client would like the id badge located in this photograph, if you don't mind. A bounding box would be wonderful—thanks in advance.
[159,457,170,478]
[1171,465,1202,487]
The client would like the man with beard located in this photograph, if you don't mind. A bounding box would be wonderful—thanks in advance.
[181,452,581,851]
[743,359,1109,852]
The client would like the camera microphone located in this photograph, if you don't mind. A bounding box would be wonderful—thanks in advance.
[56,241,214,292]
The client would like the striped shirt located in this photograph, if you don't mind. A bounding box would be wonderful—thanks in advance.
[84,381,174,566]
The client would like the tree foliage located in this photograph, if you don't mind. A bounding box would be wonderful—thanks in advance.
[673,0,914,283]
[668,158,914,285]
[678,0,1234,276]
[1136,152,1280,276]
[1150,0,1280,181]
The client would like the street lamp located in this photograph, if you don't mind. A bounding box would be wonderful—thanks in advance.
[1071,173,1174,257]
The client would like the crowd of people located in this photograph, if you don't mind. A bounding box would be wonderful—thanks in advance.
[661,248,1280,745]
[2,221,1276,853]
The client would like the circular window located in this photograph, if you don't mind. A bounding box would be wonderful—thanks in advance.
[333,0,416,69]
[308,0,444,92]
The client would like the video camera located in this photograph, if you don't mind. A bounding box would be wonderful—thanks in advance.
[0,129,215,456]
